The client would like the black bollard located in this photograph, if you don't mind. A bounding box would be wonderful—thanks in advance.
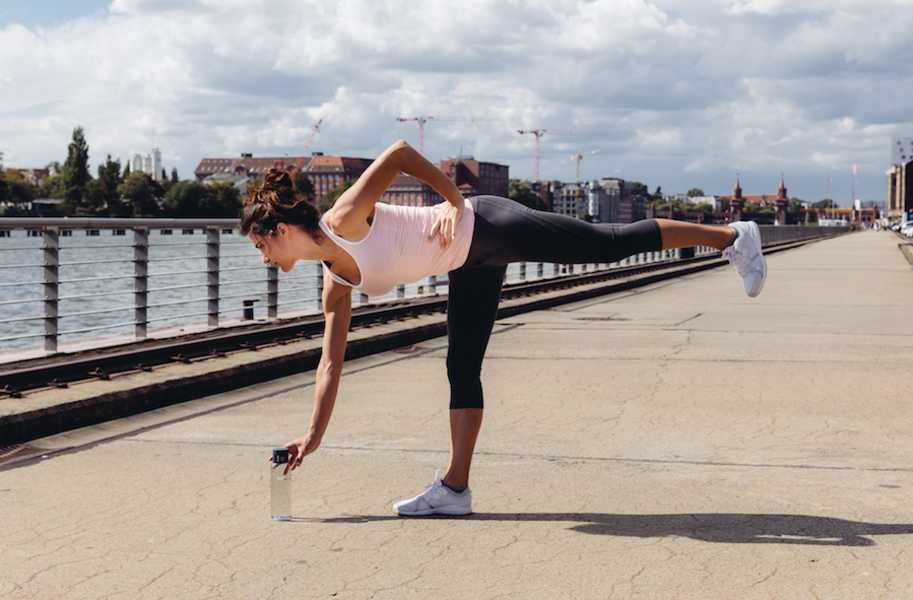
[243,299,260,320]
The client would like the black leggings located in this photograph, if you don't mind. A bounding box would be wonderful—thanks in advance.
[446,195,664,410]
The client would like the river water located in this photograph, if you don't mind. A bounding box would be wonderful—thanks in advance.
[0,228,545,360]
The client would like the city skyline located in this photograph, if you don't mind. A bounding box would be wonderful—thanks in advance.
[1,0,911,204]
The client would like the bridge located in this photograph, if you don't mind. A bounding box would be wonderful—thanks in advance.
[3,229,912,598]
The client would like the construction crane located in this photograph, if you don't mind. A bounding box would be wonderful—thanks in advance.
[516,129,547,181]
[571,149,600,182]
[396,116,436,154]
[302,117,324,155]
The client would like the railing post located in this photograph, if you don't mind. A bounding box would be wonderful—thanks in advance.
[396,283,405,299]
[267,266,278,318]
[359,291,369,304]
[537,262,544,279]
[133,227,148,340]
[42,227,59,354]
[429,274,438,294]
[316,264,324,312]
[206,227,219,327]
[519,262,527,281]
[553,263,560,277]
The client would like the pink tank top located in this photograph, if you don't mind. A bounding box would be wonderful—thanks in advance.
[318,198,476,296]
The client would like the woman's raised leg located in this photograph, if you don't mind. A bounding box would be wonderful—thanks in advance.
[654,218,736,251]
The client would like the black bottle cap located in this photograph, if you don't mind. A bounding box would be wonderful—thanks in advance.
[272,448,289,465]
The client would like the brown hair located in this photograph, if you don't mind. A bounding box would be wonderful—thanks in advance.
[240,167,322,239]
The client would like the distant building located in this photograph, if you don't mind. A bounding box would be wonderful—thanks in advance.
[382,157,509,207]
[515,177,645,223]
[3,167,50,185]
[887,159,913,219]
[152,148,162,179]
[306,154,374,204]
[555,183,587,219]
[618,182,647,223]
[0,197,64,216]
[438,156,509,198]
[533,180,562,212]
[382,174,440,207]
[131,148,165,181]
[586,178,622,223]
[194,152,372,207]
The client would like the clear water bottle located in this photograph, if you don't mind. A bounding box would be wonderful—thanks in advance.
[270,448,292,521]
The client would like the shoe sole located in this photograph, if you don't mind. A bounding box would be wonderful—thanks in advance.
[395,506,473,517]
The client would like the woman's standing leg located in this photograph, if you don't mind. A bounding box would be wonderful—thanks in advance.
[442,263,508,489]
[392,263,507,516]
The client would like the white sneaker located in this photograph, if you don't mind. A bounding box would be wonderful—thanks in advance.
[393,469,473,517]
[723,221,767,298]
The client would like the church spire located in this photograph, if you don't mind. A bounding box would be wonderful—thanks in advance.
[777,173,787,200]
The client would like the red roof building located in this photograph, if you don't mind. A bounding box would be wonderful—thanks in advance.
[194,152,372,206]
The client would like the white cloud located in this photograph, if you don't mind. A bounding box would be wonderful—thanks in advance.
[0,0,910,201]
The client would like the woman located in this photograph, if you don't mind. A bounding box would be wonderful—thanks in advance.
[243,139,766,517]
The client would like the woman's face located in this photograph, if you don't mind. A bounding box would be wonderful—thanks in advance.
[247,223,320,272]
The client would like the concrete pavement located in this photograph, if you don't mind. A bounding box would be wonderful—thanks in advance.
[3,229,913,599]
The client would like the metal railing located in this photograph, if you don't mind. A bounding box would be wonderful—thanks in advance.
[0,217,849,357]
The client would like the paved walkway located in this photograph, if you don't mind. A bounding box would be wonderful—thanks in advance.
[3,230,913,599]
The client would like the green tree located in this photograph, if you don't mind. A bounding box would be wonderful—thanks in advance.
[94,154,123,215]
[625,181,649,197]
[62,126,91,215]
[2,171,36,204]
[812,198,835,209]
[164,181,211,217]
[37,173,66,199]
[652,186,663,202]
[170,167,179,183]
[508,179,546,210]
[0,172,8,204]
[83,179,107,215]
[123,162,131,179]
[321,179,354,214]
[686,188,706,197]
[118,172,163,217]
[210,182,242,217]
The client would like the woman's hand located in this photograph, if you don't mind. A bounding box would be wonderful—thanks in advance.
[429,202,464,248]
[270,432,322,475]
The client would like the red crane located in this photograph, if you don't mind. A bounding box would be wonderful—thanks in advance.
[516,129,547,181]
[396,116,436,154]
[302,117,324,155]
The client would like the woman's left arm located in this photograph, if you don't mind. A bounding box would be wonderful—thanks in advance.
[332,139,460,219]
[394,143,464,210]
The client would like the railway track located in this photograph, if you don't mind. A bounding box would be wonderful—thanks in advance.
[0,235,832,400]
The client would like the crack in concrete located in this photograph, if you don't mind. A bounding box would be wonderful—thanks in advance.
[118,437,913,474]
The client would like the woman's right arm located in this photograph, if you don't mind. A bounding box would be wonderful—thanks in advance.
[309,271,352,440]
[281,272,351,473]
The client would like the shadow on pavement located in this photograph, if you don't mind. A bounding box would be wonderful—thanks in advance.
[290,513,913,547]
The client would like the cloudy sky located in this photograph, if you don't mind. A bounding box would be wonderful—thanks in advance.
[1,0,910,204]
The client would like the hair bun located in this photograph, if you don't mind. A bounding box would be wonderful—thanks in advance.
[261,168,297,207]
[245,167,303,209]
